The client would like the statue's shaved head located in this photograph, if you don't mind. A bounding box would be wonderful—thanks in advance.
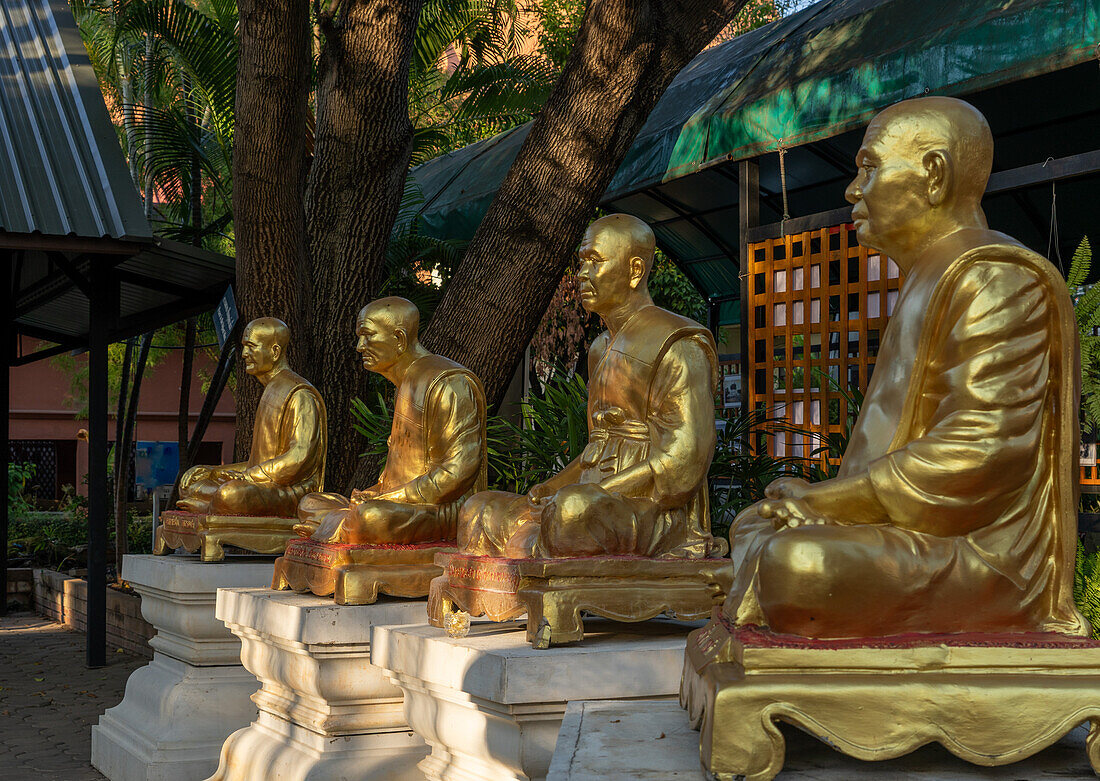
[868,96,993,205]
[358,297,420,342]
[244,317,290,351]
[585,214,657,277]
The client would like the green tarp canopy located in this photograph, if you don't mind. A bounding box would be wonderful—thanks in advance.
[410,0,1100,326]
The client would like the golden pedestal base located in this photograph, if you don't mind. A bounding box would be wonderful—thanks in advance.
[427,552,734,648]
[271,538,456,605]
[153,510,297,562]
[680,611,1100,781]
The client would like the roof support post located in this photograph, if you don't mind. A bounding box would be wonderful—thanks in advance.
[86,263,114,668]
[707,299,720,339]
[1,252,10,618]
[738,159,759,435]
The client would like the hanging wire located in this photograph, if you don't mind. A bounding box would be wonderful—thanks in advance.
[1044,156,1064,275]
[778,141,792,237]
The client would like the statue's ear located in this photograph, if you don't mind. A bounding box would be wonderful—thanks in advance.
[395,328,408,354]
[924,149,950,207]
[270,342,282,363]
[628,256,647,290]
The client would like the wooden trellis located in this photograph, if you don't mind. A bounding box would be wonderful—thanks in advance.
[746,224,903,466]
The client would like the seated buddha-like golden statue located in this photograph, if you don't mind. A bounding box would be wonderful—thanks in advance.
[723,97,1086,639]
[155,317,327,561]
[459,214,726,561]
[430,215,732,646]
[681,98,1097,781]
[271,297,486,604]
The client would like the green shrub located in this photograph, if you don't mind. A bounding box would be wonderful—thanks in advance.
[8,461,37,514]
[1076,542,1100,637]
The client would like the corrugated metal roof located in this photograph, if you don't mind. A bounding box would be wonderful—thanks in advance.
[0,0,151,240]
[2,0,235,356]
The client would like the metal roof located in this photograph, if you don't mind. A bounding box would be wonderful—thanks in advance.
[409,0,1100,325]
[0,0,151,241]
[1,0,235,360]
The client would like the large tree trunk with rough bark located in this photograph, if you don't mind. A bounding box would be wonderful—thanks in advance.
[232,0,312,460]
[424,0,747,409]
[303,0,425,491]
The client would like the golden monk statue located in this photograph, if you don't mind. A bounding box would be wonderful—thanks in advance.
[272,297,486,604]
[681,97,1099,781]
[429,215,732,647]
[292,297,486,545]
[155,318,326,560]
[458,214,726,560]
[725,96,1088,638]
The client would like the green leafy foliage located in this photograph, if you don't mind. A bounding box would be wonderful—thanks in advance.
[708,409,818,540]
[487,371,591,492]
[409,0,557,162]
[649,250,707,324]
[350,391,396,465]
[1075,542,1100,637]
[531,0,585,69]
[73,0,237,248]
[1068,237,1100,433]
[7,502,151,571]
[8,462,38,515]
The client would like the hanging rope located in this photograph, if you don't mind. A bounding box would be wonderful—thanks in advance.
[778,141,792,237]
[1044,156,1064,275]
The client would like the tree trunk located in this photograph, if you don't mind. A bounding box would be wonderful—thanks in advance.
[232,0,312,460]
[114,332,152,577]
[118,57,139,185]
[303,0,425,491]
[113,339,133,493]
[424,0,748,409]
[143,33,154,216]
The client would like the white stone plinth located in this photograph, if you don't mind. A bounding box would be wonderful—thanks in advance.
[92,554,275,781]
[207,588,429,781]
[372,618,699,781]
[546,699,1098,780]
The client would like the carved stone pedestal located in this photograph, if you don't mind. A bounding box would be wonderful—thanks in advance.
[207,588,428,781]
[372,618,699,781]
[428,552,733,647]
[91,555,274,781]
[546,699,1099,780]
[272,538,455,604]
[681,613,1100,781]
[154,510,297,561]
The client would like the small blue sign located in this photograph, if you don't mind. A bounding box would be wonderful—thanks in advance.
[214,286,239,349]
[135,441,180,491]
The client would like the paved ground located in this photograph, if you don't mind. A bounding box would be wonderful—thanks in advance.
[0,612,144,781]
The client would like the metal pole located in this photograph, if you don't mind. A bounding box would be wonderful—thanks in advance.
[738,159,760,435]
[1,252,10,618]
[151,489,159,551]
[86,264,112,667]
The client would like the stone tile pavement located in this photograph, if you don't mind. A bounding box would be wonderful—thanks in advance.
[0,611,144,781]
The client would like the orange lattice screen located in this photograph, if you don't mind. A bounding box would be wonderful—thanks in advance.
[746,224,903,466]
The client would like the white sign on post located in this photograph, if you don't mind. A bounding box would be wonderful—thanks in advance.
[214,286,239,349]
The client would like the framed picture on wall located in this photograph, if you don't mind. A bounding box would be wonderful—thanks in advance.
[722,373,741,410]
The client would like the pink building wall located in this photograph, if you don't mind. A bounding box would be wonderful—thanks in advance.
[9,339,236,498]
